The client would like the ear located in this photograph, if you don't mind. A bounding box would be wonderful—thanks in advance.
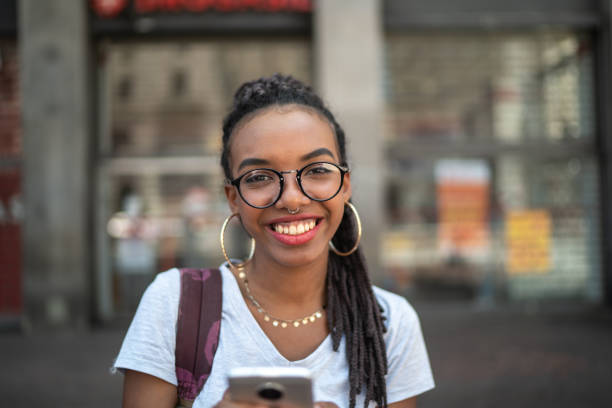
[224,184,240,214]
[342,171,352,202]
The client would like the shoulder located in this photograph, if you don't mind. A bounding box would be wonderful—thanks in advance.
[146,267,226,308]
[128,268,182,329]
[372,286,436,399]
[151,268,181,290]
[372,286,420,329]
[138,268,181,308]
[372,286,424,349]
[112,268,182,384]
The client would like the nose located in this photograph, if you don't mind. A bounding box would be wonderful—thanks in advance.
[274,171,310,210]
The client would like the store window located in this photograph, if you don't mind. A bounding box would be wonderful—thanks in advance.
[383,31,600,302]
[97,39,311,318]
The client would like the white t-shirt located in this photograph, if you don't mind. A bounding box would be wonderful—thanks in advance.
[112,264,435,407]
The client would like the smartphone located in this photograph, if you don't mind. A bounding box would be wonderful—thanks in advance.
[228,366,314,408]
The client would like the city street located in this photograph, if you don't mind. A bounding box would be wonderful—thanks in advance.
[2,2,612,407]
[1,301,610,407]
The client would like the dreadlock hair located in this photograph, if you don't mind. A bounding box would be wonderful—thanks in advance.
[221,74,388,408]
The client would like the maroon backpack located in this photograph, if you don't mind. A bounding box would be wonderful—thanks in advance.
[175,268,223,407]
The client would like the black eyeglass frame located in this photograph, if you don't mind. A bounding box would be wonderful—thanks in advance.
[228,161,350,209]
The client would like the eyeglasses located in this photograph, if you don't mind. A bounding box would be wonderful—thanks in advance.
[228,161,349,209]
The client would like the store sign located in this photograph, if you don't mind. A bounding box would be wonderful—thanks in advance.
[505,210,551,275]
[0,169,22,315]
[91,0,129,17]
[91,0,312,17]
[435,159,490,254]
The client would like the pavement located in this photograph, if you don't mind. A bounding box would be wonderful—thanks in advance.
[1,300,611,408]
[417,301,612,408]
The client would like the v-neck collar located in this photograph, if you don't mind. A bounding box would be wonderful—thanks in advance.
[220,263,334,368]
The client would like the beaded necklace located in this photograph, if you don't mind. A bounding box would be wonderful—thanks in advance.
[237,269,325,329]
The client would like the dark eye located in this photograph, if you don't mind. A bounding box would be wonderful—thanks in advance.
[304,164,334,177]
[243,171,275,186]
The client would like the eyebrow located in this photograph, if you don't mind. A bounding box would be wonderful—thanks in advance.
[236,158,269,172]
[236,148,336,172]
[300,147,335,162]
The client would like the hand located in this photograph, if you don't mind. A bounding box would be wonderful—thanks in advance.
[212,390,268,408]
[213,390,340,408]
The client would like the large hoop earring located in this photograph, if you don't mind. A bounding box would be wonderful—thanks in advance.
[220,213,255,270]
[329,202,362,257]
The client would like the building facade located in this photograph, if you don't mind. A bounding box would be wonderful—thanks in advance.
[1,0,612,328]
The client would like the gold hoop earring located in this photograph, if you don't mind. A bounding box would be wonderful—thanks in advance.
[220,213,255,270]
[329,202,362,257]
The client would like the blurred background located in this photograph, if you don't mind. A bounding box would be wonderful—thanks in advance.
[1,0,611,407]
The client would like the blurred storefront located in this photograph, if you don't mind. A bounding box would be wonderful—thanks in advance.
[383,30,601,302]
[5,0,612,327]
[91,0,313,319]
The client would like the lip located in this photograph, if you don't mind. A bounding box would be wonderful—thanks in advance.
[266,213,323,246]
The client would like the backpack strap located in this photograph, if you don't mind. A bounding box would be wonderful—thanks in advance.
[175,268,222,407]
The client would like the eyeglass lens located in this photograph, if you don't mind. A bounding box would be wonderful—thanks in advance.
[238,162,343,208]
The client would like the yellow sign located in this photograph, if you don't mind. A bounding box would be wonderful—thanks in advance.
[505,210,551,274]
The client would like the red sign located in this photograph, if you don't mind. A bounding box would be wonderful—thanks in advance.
[92,0,312,16]
[0,169,22,315]
[91,0,129,17]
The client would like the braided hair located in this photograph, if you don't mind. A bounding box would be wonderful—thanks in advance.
[221,74,388,408]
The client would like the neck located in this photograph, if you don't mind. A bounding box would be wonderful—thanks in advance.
[242,251,329,308]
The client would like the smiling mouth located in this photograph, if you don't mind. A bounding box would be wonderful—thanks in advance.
[269,218,319,236]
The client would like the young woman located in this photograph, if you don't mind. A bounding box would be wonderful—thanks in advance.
[113,74,434,408]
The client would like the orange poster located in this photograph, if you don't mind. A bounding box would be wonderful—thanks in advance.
[505,210,551,274]
[436,160,490,253]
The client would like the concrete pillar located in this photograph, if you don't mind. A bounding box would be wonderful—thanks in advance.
[314,0,385,280]
[19,0,91,327]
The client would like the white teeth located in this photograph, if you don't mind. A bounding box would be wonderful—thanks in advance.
[272,219,318,236]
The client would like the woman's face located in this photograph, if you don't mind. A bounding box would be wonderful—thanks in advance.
[224,106,351,268]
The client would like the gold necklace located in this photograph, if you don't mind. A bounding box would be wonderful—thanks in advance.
[237,269,325,329]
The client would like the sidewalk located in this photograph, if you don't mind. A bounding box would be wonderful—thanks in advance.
[0,328,124,407]
[416,301,612,408]
[1,301,610,407]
